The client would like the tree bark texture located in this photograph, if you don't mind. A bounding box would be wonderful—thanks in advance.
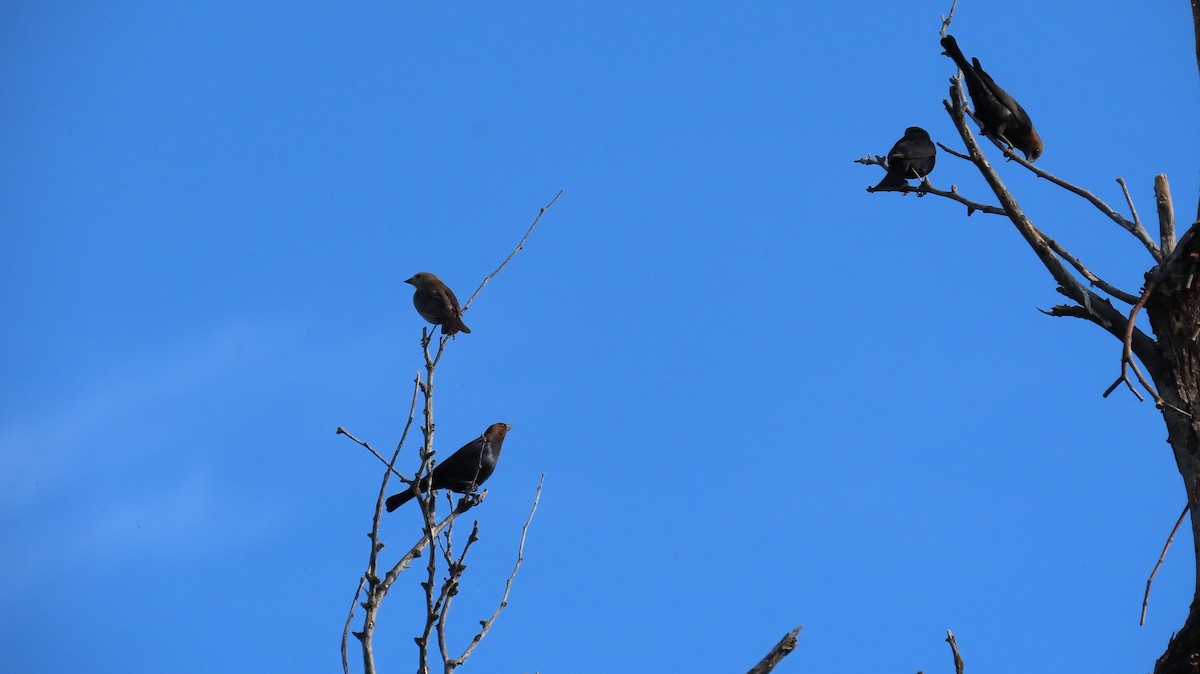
[1149,225,1200,674]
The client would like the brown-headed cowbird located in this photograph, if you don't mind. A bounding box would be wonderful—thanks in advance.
[940,34,1043,161]
[406,272,471,335]
[385,422,512,512]
[873,126,937,189]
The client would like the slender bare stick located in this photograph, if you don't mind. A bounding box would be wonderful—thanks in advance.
[462,189,563,311]
[377,495,484,597]
[1116,177,1142,227]
[936,141,971,161]
[417,343,440,674]
[429,189,563,367]
[1141,504,1190,625]
[1041,234,1140,304]
[856,154,1006,216]
[351,375,423,674]
[746,626,803,674]
[452,474,545,668]
[1157,174,1177,257]
[946,630,965,674]
[1101,278,1175,410]
[338,426,410,482]
[939,0,958,37]
[436,520,480,673]
[343,577,365,674]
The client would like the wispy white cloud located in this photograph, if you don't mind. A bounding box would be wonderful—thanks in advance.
[0,468,285,597]
[0,323,282,510]
[0,322,298,595]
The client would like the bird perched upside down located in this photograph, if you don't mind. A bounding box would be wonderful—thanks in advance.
[940,34,1043,161]
[873,126,937,190]
[385,423,512,512]
[406,272,471,336]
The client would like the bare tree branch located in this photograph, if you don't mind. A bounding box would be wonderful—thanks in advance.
[1157,174,1177,257]
[939,0,958,37]
[343,193,557,674]
[1142,504,1190,626]
[746,626,803,674]
[343,577,366,674]
[1040,233,1141,305]
[430,189,564,367]
[349,375,422,674]
[936,141,972,161]
[942,78,1160,371]
[1103,279,1192,418]
[452,474,545,669]
[1116,177,1143,230]
[416,352,442,674]
[856,154,1006,216]
[945,630,965,674]
[338,426,410,482]
[435,519,480,672]
[461,189,563,312]
[1000,146,1162,261]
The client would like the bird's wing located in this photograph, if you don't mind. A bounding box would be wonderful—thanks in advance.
[431,437,488,485]
[890,138,935,161]
[434,286,462,317]
[972,60,1035,129]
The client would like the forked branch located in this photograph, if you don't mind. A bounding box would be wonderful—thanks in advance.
[1000,146,1162,261]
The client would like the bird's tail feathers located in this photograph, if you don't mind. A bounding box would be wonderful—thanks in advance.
[385,488,417,512]
[873,171,908,190]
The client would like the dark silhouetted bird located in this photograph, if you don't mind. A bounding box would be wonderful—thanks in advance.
[406,272,471,335]
[385,423,512,511]
[940,34,1043,161]
[873,127,937,189]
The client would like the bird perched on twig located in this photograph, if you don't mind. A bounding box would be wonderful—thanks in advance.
[873,126,937,190]
[406,272,471,335]
[940,34,1043,161]
[385,423,513,512]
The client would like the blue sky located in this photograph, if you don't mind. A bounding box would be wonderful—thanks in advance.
[2,2,1198,672]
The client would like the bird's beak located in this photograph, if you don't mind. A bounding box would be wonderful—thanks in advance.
[504,424,515,430]
[404,277,416,285]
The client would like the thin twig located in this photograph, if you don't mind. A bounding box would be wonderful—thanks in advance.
[462,189,564,312]
[936,141,971,161]
[452,474,545,668]
[946,630,965,674]
[1116,177,1142,228]
[1040,234,1140,304]
[1001,146,1162,261]
[338,426,410,482]
[1103,278,1163,406]
[746,626,803,674]
[1141,504,1190,625]
[417,346,440,674]
[378,495,484,597]
[939,0,958,37]
[437,520,480,673]
[867,180,1007,216]
[429,189,563,367]
[857,155,1006,216]
[351,375,423,674]
[343,576,365,674]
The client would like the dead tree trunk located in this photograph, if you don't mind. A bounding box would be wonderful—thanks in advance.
[1148,225,1200,674]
